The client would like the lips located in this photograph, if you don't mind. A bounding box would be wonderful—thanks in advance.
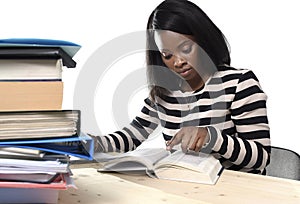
[177,68,193,77]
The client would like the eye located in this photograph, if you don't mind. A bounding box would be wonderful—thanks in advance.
[162,52,173,60]
[182,45,192,54]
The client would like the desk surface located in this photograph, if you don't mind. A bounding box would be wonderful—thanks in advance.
[59,163,300,204]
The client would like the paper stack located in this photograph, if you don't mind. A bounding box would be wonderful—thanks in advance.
[0,38,94,204]
[0,150,72,204]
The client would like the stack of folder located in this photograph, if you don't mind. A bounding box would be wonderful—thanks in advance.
[0,38,94,204]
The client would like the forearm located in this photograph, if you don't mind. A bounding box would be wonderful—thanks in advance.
[203,126,270,173]
[93,97,160,153]
[93,124,155,153]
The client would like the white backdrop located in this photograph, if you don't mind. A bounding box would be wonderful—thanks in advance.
[1,0,299,154]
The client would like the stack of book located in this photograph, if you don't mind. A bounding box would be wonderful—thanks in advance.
[0,38,93,204]
[0,38,78,111]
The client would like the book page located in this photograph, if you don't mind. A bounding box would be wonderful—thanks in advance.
[153,151,223,184]
[98,148,170,172]
[155,150,219,172]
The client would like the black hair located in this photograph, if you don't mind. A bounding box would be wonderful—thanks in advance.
[146,0,231,100]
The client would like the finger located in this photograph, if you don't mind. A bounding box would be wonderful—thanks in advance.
[188,136,198,151]
[181,134,192,153]
[188,128,207,152]
[194,136,205,152]
[186,127,201,151]
[166,132,183,150]
[165,136,174,146]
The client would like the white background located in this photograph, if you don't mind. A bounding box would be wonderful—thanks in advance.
[1,0,299,154]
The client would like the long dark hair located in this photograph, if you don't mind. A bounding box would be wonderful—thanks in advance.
[146,0,231,100]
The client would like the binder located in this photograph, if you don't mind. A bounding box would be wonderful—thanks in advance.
[0,38,81,68]
[0,47,77,68]
[0,132,94,160]
[0,110,81,140]
[0,38,81,57]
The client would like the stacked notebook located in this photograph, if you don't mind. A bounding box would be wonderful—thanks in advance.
[0,38,93,204]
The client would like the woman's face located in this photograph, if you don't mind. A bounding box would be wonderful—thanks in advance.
[154,30,201,83]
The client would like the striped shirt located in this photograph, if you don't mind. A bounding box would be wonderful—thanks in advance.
[96,67,271,174]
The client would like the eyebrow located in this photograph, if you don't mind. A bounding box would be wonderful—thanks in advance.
[178,39,193,48]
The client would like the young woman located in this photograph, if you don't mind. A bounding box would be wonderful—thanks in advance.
[92,0,270,174]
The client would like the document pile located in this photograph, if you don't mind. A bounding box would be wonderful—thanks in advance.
[0,38,94,204]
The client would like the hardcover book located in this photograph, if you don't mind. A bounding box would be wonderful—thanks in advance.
[0,81,63,111]
[0,59,63,81]
[97,148,223,185]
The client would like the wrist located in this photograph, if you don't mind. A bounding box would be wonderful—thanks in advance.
[202,127,211,148]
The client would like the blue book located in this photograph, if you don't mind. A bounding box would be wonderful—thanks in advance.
[0,132,94,160]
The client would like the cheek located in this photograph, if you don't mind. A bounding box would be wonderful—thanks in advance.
[162,58,174,70]
[185,50,199,68]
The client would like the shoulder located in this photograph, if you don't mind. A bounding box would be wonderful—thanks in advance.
[213,65,260,84]
[216,66,267,100]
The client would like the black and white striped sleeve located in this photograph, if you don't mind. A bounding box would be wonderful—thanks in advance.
[205,70,271,173]
[94,97,160,153]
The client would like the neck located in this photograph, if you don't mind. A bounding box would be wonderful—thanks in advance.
[181,74,207,92]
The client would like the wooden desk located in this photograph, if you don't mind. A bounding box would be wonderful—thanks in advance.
[59,163,300,204]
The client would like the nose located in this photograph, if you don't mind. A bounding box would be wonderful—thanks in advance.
[174,55,186,68]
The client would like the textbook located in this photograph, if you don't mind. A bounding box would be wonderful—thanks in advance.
[0,59,63,81]
[97,148,223,185]
[0,81,63,111]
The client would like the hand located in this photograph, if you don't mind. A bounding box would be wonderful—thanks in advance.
[166,127,208,153]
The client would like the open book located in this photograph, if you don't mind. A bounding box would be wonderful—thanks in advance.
[96,148,223,185]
